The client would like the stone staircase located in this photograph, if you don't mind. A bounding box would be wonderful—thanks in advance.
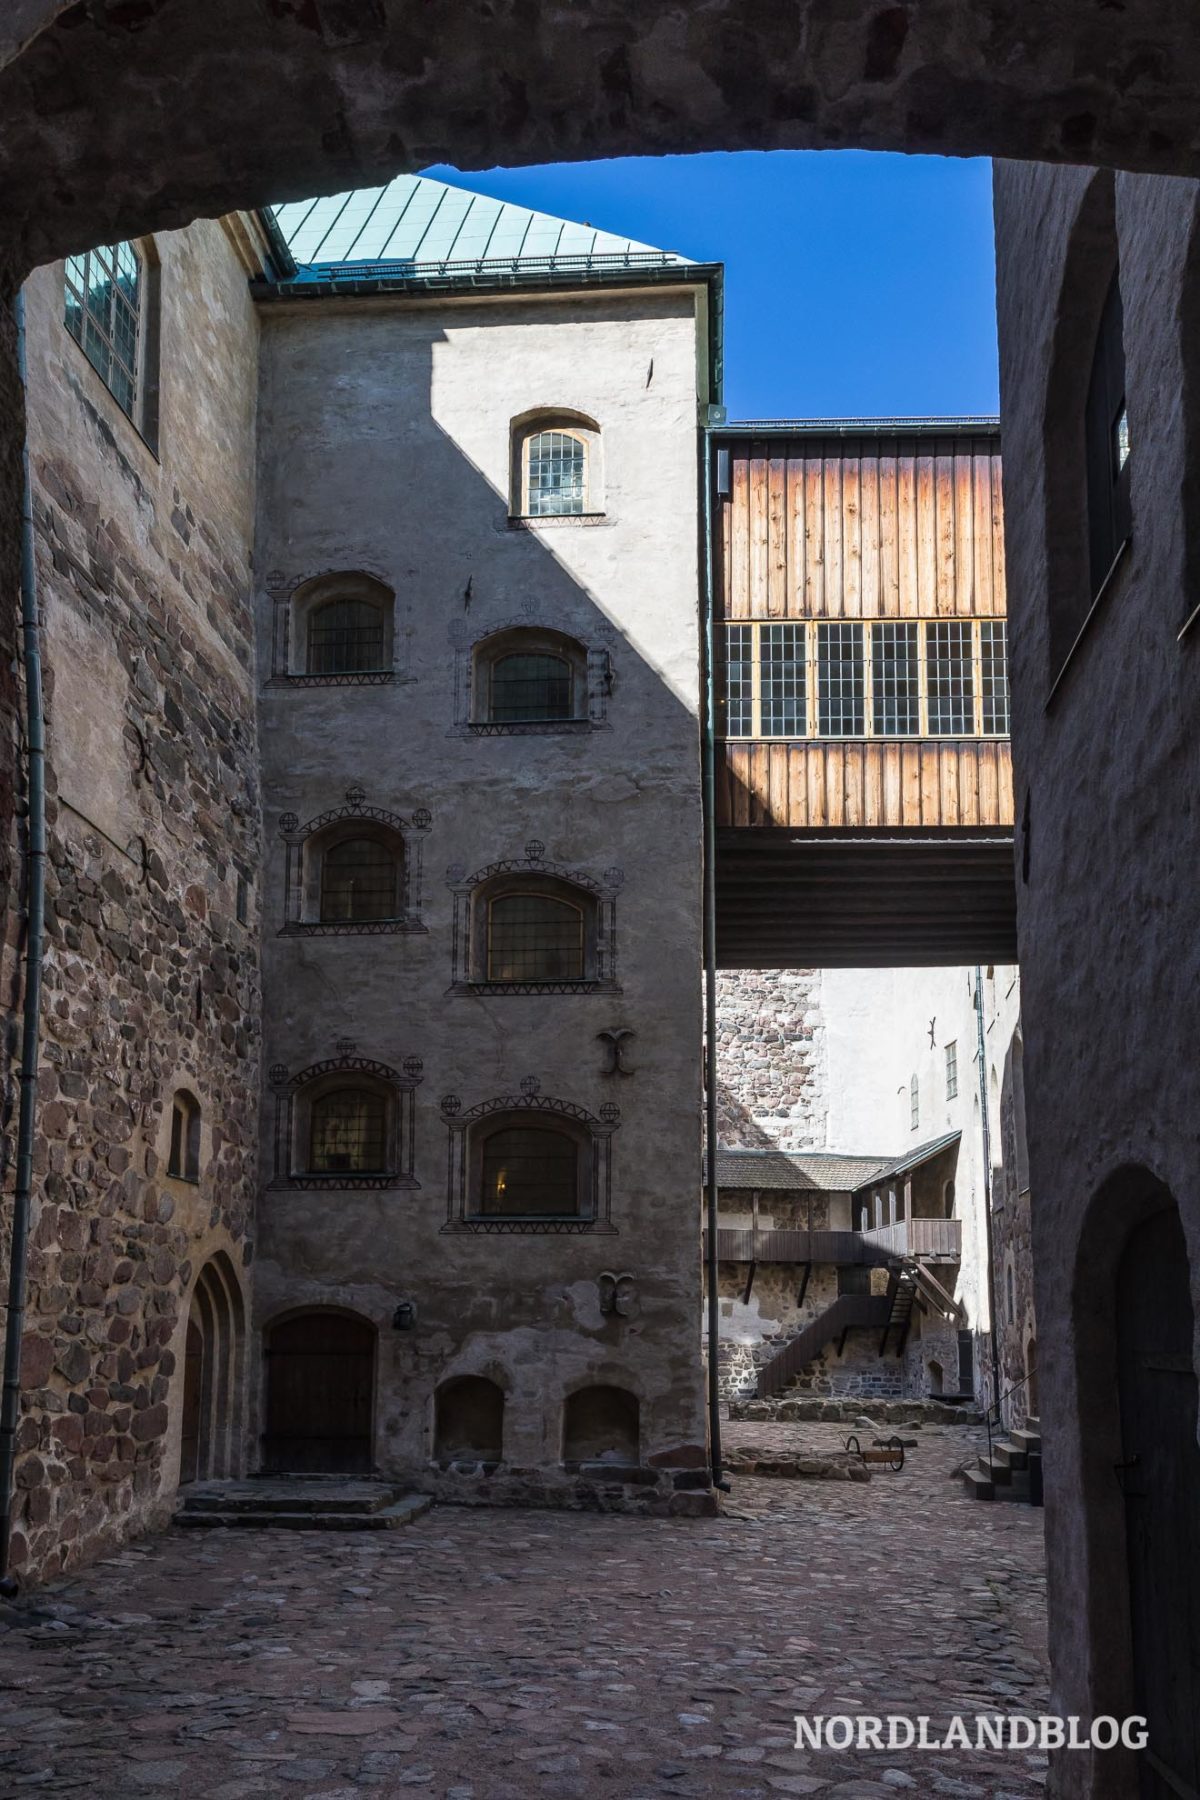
[961,1415,1043,1505]
[175,1476,432,1531]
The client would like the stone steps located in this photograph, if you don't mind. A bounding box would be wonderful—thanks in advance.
[174,1479,432,1532]
[960,1419,1043,1506]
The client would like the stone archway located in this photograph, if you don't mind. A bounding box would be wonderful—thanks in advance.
[178,1252,246,1485]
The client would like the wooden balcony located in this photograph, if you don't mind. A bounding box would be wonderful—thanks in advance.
[859,1217,962,1261]
[706,1218,961,1264]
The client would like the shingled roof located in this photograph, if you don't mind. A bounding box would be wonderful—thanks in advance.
[710,1148,892,1193]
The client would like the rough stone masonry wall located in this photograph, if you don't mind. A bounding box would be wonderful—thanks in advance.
[715,969,824,1148]
[0,221,262,1584]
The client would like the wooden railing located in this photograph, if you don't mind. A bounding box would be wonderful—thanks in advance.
[756,1294,892,1399]
[706,1220,960,1264]
[860,1217,961,1260]
[706,1227,878,1265]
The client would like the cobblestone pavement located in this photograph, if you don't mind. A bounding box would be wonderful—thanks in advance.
[0,1420,1047,1799]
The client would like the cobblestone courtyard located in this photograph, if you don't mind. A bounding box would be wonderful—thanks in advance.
[0,1422,1048,1799]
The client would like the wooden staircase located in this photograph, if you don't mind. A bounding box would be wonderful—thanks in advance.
[961,1416,1043,1504]
[756,1293,891,1398]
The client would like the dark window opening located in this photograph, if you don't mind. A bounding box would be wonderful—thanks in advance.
[479,1125,579,1216]
[307,598,385,675]
[1085,271,1132,603]
[486,892,584,983]
[489,652,573,722]
[320,837,399,923]
[168,1089,202,1182]
[309,1087,387,1174]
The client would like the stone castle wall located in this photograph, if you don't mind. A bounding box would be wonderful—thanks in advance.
[2,220,262,1582]
[714,969,824,1149]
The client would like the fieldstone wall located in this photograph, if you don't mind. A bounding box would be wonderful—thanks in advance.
[0,221,262,1583]
[715,969,824,1148]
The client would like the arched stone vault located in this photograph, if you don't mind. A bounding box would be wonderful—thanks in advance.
[0,0,1199,275]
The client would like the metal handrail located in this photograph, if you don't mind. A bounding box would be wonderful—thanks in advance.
[983,1366,1038,1470]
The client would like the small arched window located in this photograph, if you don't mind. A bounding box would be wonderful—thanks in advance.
[1085,270,1132,601]
[525,429,587,516]
[479,1124,580,1217]
[319,836,400,923]
[168,1088,202,1182]
[309,1087,387,1174]
[492,652,572,722]
[307,596,385,675]
[487,892,584,983]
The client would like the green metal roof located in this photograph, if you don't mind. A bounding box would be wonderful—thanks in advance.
[270,173,692,283]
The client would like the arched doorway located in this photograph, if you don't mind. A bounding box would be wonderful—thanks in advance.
[262,1311,375,1474]
[1116,1204,1200,1797]
[178,1252,246,1485]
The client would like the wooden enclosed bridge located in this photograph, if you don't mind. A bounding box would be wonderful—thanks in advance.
[711,420,1017,968]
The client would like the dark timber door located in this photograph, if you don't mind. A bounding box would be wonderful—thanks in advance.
[262,1312,375,1474]
[179,1319,204,1485]
[1116,1206,1200,1800]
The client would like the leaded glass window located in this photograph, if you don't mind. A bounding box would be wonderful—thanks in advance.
[320,837,398,922]
[816,621,865,737]
[871,621,920,736]
[489,652,573,722]
[925,621,975,736]
[759,624,806,736]
[307,598,385,675]
[487,893,584,983]
[479,1125,578,1216]
[309,1088,386,1173]
[63,241,141,418]
[979,621,1010,736]
[525,431,586,516]
[723,625,754,738]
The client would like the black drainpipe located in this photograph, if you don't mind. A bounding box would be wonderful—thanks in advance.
[700,428,725,1490]
[0,287,48,1591]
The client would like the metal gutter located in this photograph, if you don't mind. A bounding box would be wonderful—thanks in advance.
[250,260,723,305]
[0,289,48,1591]
[700,426,725,1492]
[717,416,999,439]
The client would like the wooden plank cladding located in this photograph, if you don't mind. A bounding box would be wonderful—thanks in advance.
[719,739,1014,830]
[717,428,1005,622]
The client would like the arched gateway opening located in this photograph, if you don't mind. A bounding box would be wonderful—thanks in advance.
[178,1253,245,1485]
[1115,1203,1200,1798]
[262,1310,376,1474]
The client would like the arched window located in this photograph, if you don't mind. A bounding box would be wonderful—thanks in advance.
[319,836,400,922]
[168,1088,202,1182]
[525,430,586,516]
[307,595,385,675]
[486,891,584,983]
[479,1124,579,1217]
[468,626,591,729]
[309,1087,387,1174]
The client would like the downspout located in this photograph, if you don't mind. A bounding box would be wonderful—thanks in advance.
[0,287,47,1591]
[701,427,726,1490]
[973,966,1002,1416]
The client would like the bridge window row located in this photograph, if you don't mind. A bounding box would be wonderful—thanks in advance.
[721,617,1009,741]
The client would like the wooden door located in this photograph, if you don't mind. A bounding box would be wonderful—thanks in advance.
[1116,1207,1200,1799]
[262,1312,375,1473]
[179,1319,204,1485]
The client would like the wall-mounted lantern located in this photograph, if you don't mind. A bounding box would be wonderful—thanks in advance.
[392,1299,418,1331]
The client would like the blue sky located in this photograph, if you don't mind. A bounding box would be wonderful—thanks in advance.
[423,152,998,422]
